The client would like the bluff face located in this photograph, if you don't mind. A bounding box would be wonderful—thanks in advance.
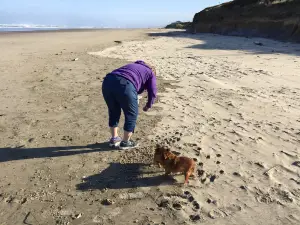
[165,21,192,29]
[192,0,300,42]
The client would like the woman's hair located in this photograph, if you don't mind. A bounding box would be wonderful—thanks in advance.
[146,63,156,76]
[134,60,156,76]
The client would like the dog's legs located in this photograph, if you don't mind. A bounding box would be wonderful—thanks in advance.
[165,169,171,175]
[153,160,162,168]
[184,171,192,184]
[189,166,196,178]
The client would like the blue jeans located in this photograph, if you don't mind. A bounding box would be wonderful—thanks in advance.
[102,74,138,132]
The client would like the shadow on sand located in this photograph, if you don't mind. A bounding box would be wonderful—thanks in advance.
[76,162,176,190]
[148,31,300,56]
[0,142,114,163]
[0,143,177,189]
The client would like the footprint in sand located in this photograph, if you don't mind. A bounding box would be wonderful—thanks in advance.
[264,164,299,187]
[206,198,243,219]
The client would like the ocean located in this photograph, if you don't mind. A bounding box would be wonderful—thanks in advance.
[0,27,65,32]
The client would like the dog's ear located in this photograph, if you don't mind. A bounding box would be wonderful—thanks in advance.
[156,143,164,151]
[163,152,167,160]
[155,144,160,152]
[163,151,169,160]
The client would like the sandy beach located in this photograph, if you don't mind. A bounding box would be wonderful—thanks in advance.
[0,29,300,225]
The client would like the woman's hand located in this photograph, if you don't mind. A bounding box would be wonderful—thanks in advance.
[143,106,150,112]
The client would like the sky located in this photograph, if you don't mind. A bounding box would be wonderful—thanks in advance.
[0,0,228,28]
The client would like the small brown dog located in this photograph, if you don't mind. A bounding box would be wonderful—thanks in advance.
[153,144,195,184]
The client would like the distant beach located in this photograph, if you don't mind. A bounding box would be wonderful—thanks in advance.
[0,24,102,32]
[0,27,137,33]
[0,27,64,32]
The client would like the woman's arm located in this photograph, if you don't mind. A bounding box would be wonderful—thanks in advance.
[145,75,157,110]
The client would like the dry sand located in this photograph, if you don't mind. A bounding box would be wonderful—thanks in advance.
[1,29,300,225]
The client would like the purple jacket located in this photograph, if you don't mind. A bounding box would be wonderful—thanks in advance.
[109,60,157,108]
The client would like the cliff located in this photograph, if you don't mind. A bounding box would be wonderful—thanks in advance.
[192,0,300,42]
[165,21,192,29]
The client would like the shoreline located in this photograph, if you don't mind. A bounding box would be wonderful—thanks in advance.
[0,27,162,36]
